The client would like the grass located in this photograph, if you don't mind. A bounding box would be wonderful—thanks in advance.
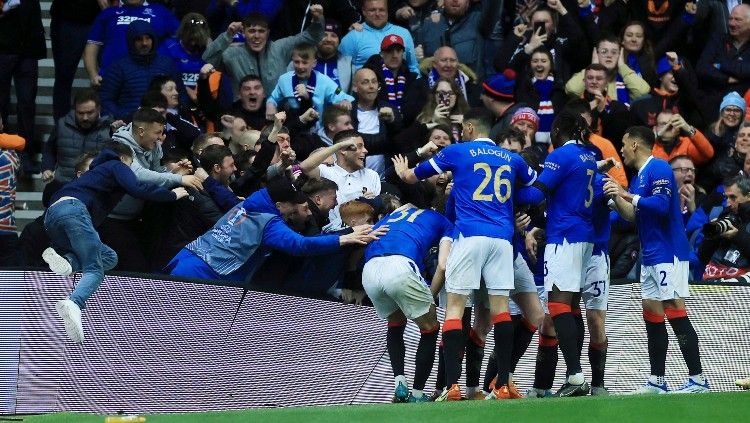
[11,392,750,423]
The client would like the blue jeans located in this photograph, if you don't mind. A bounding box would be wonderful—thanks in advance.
[44,199,118,309]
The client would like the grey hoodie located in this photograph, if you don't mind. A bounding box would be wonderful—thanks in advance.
[109,123,182,220]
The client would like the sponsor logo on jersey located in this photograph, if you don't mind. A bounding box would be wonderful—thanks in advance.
[116,16,151,25]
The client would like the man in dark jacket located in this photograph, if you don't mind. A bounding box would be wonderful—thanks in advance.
[100,20,184,120]
[363,33,418,112]
[42,88,113,184]
[43,142,188,344]
[0,0,46,173]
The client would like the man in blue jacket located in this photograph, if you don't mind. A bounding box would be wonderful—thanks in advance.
[100,20,184,120]
[167,177,386,283]
[43,142,188,344]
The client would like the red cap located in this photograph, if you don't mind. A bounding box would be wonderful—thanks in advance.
[381,34,405,51]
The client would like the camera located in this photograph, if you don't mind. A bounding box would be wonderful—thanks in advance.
[437,91,451,107]
[703,203,750,239]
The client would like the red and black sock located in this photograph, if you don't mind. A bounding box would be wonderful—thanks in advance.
[465,328,485,389]
[665,308,703,376]
[442,318,465,387]
[510,316,538,372]
[588,339,607,387]
[493,312,514,387]
[533,334,559,390]
[573,308,585,358]
[644,310,668,377]
[387,320,407,377]
[549,302,582,376]
[414,324,439,391]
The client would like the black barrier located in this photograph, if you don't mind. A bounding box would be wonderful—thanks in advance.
[1,271,749,414]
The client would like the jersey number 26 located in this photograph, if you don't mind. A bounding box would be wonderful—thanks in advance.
[472,163,512,203]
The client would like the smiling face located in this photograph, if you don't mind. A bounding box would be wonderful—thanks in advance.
[318,31,340,58]
[584,69,607,95]
[434,47,459,80]
[722,106,744,128]
[735,125,750,155]
[135,121,165,151]
[244,25,269,53]
[239,79,265,112]
[530,51,552,79]
[214,155,237,185]
[338,135,368,170]
[292,53,316,80]
[729,5,750,40]
[622,23,645,53]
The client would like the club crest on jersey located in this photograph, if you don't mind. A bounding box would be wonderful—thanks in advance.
[143,7,156,17]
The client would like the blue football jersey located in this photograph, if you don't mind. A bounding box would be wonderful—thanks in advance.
[158,38,205,88]
[630,157,690,265]
[88,4,180,72]
[414,139,537,240]
[365,206,455,272]
[538,141,598,244]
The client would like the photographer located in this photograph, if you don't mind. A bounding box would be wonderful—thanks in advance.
[698,175,750,281]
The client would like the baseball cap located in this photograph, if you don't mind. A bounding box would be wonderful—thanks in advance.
[381,34,405,51]
[267,177,308,204]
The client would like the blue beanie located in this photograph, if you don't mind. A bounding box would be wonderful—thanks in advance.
[482,69,516,101]
[720,91,747,114]
[655,56,672,77]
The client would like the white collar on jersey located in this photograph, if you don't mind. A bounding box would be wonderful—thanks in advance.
[473,137,495,145]
[562,139,583,146]
[638,155,655,176]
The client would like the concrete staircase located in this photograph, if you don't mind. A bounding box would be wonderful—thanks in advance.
[10,0,90,232]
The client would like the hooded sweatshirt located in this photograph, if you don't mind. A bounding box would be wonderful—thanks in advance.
[109,124,183,220]
[51,148,177,226]
[100,20,182,119]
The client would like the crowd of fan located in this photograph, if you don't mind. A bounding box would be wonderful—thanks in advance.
[2,0,750,299]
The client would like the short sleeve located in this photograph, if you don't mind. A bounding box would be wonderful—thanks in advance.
[87,10,108,44]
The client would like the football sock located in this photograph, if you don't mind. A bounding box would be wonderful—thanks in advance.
[534,334,558,390]
[643,310,668,377]
[573,308,585,358]
[387,320,407,378]
[465,328,485,390]
[443,319,465,387]
[483,350,497,392]
[589,339,608,387]
[411,389,424,398]
[492,312,514,387]
[665,308,703,376]
[435,343,446,391]
[549,302,582,375]
[414,325,439,391]
[394,374,407,389]
[510,316,537,372]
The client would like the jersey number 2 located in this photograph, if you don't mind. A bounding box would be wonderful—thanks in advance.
[472,163,511,202]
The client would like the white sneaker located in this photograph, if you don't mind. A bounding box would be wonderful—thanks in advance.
[672,379,709,394]
[43,248,72,276]
[736,377,750,390]
[631,381,669,394]
[55,299,84,343]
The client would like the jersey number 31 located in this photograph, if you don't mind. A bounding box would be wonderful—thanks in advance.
[472,163,512,202]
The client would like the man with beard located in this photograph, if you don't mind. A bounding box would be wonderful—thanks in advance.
[313,19,355,93]
[167,176,384,282]
[42,89,113,183]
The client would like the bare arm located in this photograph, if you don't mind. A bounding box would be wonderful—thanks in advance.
[84,44,102,87]
[391,154,421,184]
[299,140,355,178]
[604,178,636,222]
[430,238,452,296]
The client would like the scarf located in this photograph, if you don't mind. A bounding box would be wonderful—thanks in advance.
[626,52,642,77]
[533,76,555,140]
[615,73,630,107]
[292,70,317,103]
[428,67,467,100]
[382,62,406,110]
[314,58,339,86]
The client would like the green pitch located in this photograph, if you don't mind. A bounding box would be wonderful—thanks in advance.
[17,392,750,423]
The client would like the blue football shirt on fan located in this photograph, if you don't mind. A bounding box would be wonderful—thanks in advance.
[365,206,455,272]
[538,140,598,244]
[158,38,205,88]
[630,156,690,265]
[414,139,537,241]
[88,3,180,73]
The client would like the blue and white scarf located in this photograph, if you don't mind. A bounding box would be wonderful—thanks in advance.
[382,62,406,110]
[428,67,467,100]
[292,70,317,103]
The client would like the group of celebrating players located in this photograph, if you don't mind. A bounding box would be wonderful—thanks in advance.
[360,107,708,402]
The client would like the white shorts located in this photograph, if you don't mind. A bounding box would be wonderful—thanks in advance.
[438,282,488,309]
[640,257,690,301]
[582,252,610,311]
[510,286,547,315]
[362,256,434,320]
[445,235,514,296]
[544,240,594,293]
[511,254,537,294]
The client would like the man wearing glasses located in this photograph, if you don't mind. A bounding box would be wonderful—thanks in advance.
[670,156,703,223]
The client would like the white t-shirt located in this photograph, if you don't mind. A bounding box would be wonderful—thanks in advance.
[319,163,381,231]
[357,108,386,176]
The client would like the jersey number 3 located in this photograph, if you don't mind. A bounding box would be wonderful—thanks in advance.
[585,169,595,208]
[472,163,512,202]
[388,208,425,223]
